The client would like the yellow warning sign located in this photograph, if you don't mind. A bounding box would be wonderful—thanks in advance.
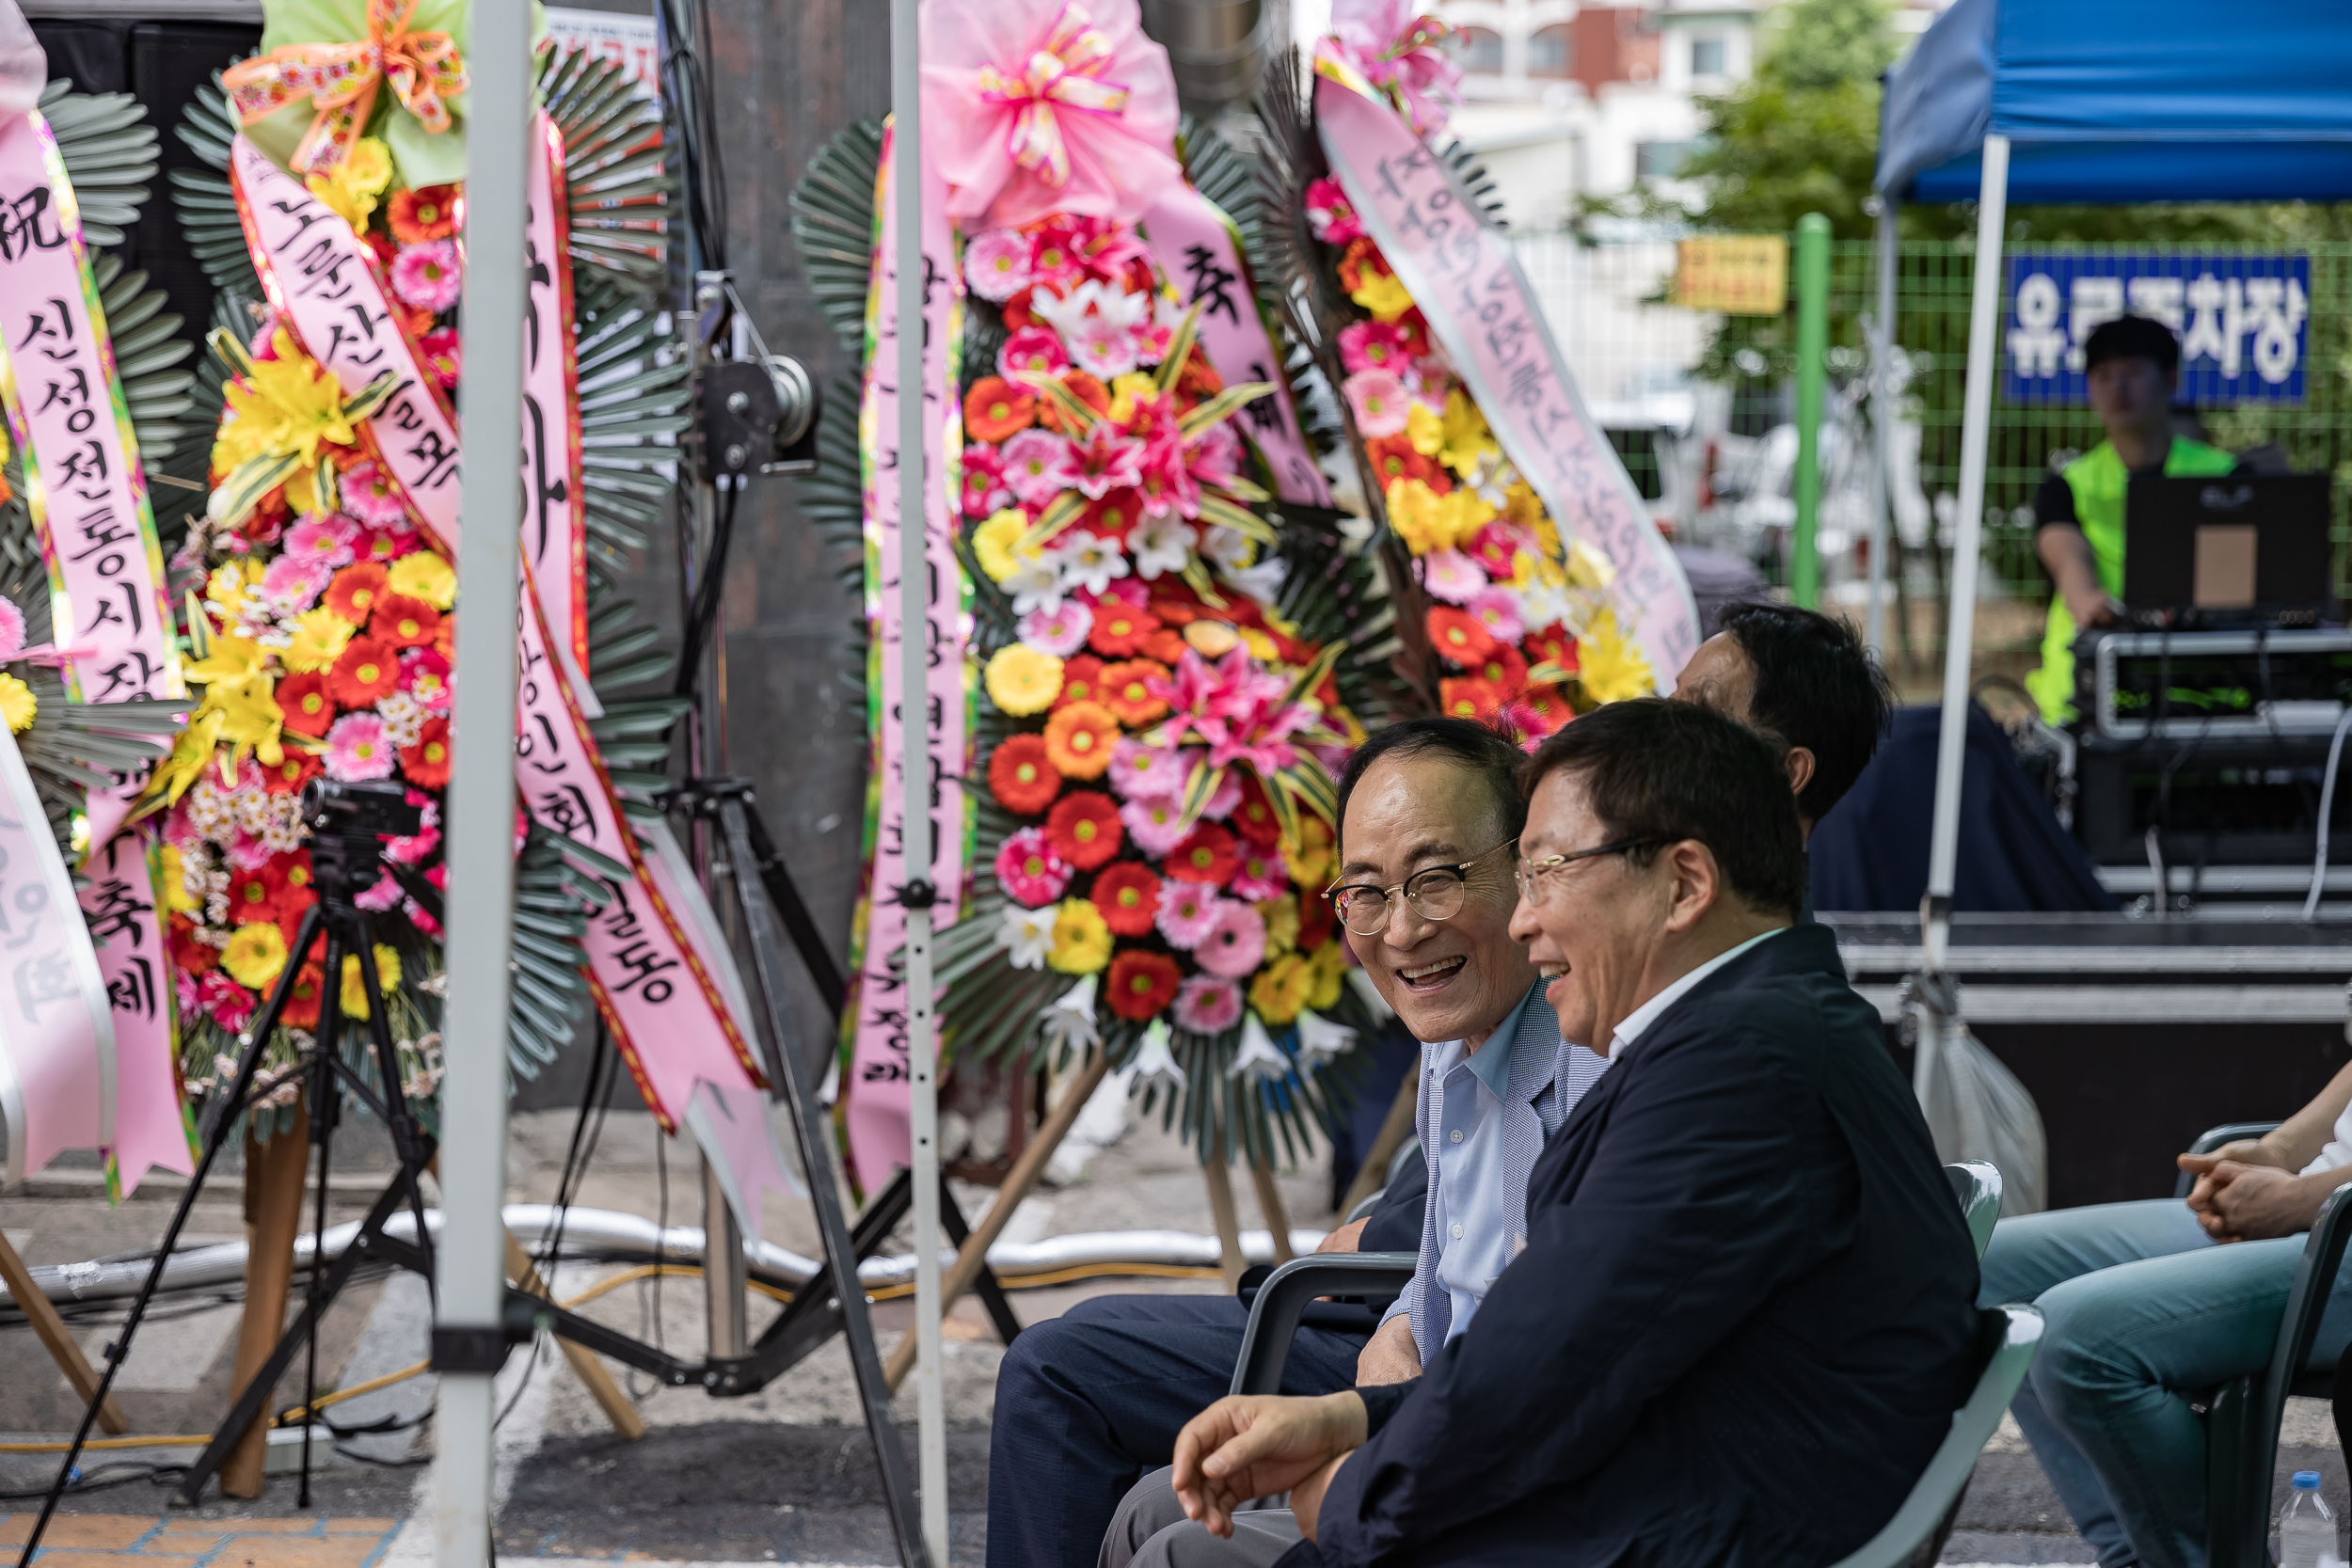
[1674,235,1788,315]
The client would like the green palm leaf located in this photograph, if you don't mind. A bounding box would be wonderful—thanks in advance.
[41,80,155,245]
[787,119,885,356]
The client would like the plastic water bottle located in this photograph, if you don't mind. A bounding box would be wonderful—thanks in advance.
[2280,1471,2339,1568]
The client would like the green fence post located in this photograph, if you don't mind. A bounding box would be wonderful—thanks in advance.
[1791,213,1830,610]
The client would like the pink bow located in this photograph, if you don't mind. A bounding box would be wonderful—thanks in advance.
[976,5,1132,189]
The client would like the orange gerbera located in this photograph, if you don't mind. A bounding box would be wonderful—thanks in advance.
[963,376,1036,443]
[988,734,1061,814]
[1098,658,1170,726]
[278,671,336,737]
[1089,862,1163,938]
[402,717,452,788]
[1057,655,1106,709]
[279,961,326,1030]
[1439,675,1502,720]
[1175,348,1223,402]
[1089,601,1163,659]
[1043,701,1120,780]
[1337,236,1394,295]
[1426,606,1500,666]
[1516,683,1574,736]
[325,562,390,625]
[1045,790,1123,869]
[1524,623,1579,673]
[1366,435,1449,493]
[1477,645,1529,699]
[1039,372,1111,435]
[371,594,441,649]
[388,184,458,243]
[327,636,401,707]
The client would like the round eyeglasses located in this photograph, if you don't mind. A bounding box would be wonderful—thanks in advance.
[1513,837,1659,904]
[1324,841,1514,938]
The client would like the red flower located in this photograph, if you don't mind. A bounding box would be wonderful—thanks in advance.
[988,735,1061,814]
[419,327,460,391]
[279,961,325,1030]
[1439,675,1502,721]
[1337,237,1393,295]
[1517,684,1575,736]
[1524,623,1578,673]
[169,914,218,976]
[263,751,323,796]
[1105,949,1182,1021]
[402,717,452,789]
[388,184,458,243]
[1391,309,1434,359]
[1365,436,1449,494]
[1476,644,1529,699]
[1168,823,1238,885]
[1056,655,1107,708]
[272,851,319,920]
[1089,601,1163,658]
[1426,606,1500,666]
[963,376,1036,443]
[1298,893,1337,954]
[1098,658,1170,726]
[1078,489,1147,541]
[278,670,337,737]
[328,636,401,708]
[1045,790,1123,870]
[1230,774,1283,847]
[226,861,286,926]
[1090,862,1163,937]
[372,594,441,650]
[325,562,390,625]
[1144,628,1189,665]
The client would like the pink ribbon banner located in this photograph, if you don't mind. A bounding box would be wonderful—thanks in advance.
[0,108,183,850]
[515,575,765,1130]
[81,829,194,1196]
[1142,187,1331,509]
[845,125,969,1185]
[1314,63,1699,680]
[230,133,463,553]
[520,112,591,673]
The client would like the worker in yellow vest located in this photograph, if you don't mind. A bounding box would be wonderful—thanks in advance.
[2027,314,2244,722]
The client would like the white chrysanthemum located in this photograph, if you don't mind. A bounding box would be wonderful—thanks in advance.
[1130,517,1197,581]
[1054,533,1130,598]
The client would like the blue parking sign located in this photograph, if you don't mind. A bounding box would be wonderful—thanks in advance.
[2002,251,2309,405]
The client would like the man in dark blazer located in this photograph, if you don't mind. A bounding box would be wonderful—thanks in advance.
[1122,699,1979,1567]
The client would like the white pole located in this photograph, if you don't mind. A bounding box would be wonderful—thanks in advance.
[432,0,530,1560]
[890,0,949,1558]
[1922,134,2009,979]
[1867,202,1897,660]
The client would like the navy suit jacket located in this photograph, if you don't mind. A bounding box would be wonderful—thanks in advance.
[1285,924,1980,1567]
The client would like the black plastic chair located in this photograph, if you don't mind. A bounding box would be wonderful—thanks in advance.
[2169,1121,2352,1568]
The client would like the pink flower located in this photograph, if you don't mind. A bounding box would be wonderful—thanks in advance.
[259,553,330,609]
[1469,586,1525,644]
[358,519,423,567]
[401,648,453,711]
[1304,177,1365,245]
[1070,317,1141,379]
[1018,601,1094,657]
[1001,428,1081,507]
[356,871,405,911]
[1172,974,1243,1035]
[965,229,1035,302]
[1120,793,1192,858]
[1230,847,1291,903]
[339,460,408,527]
[1192,899,1267,977]
[1185,423,1243,491]
[407,863,447,940]
[386,792,441,866]
[995,827,1074,907]
[1421,548,1486,605]
[176,966,201,1020]
[1107,737,1186,800]
[1091,577,1150,612]
[197,970,255,1034]
[1199,768,1244,822]
[1152,647,1315,776]
[419,326,461,390]
[1343,369,1410,437]
[1324,0,1463,138]
[1470,522,1534,577]
[999,325,1071,380]
[283,513,360,567]
[390,240,463,311]
[1154,879,1226,949]
[1338,320,1411,375]
[324,712,397,782]
[1068,421,1147,499]
[962,441,1014,516]
[0,596,24,661]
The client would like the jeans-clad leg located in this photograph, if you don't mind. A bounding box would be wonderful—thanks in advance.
[985,1293,1365,1568]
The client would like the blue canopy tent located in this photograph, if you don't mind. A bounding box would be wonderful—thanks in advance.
[1867,0,2352,1039]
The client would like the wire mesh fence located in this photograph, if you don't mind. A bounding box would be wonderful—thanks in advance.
[1513,230,2352,689]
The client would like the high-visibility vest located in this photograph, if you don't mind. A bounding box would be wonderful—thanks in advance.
[2026,436,2239,723]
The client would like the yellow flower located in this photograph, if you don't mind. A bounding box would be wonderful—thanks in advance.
[1565,539,1616,591]
[304,136,392,232]
[1282,815,1333,889]
[1576,609,1655,705]
[1046,897,1112,975]
[1404,400,1445,460]
[205,562,252,619]
[1184,620,1240,657]
[1384,477,1449,556]
[1502,482,1546,532]
[1258,895,1299,959]
[1107,372,1159,424]
[388,550,457,610]
[159,845,199,913]
[146,710,227,806]
[340,944,404,1017]
[218,330,358,473]
[282,608,357,673]
[0,673,35,735]
[1438,389,1493,479]
[222,923,290,992]
[1248,952,1315,1025]
[971,510,1031,585]
[985,645,1063,716]
[1306,941,1346,1010]
[1351,270,1415,323]
[180,634,282,768]
[1236,626,1279,663]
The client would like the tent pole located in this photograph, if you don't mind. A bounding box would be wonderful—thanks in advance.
[890,0,949,1557]
[1921,133,2009,993]
[1867,203,1898,659]
[433,0,532,1560]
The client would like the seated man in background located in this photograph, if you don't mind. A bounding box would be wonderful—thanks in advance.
[1118,699,1980,1567]
[1980,1068,2352,1568]
[985,718,1598,1568]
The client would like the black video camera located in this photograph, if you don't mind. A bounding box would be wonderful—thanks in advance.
[300,778,424,843]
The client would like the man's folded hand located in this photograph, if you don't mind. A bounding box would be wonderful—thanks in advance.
[1172,1391,1368,1539]
[1355,1311,1421,1386]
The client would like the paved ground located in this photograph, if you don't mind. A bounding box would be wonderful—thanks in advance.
[5,1092,2343,1566]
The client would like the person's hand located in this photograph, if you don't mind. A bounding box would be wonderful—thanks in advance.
[2180,1139,2287,1221]
[1289,1451,1353,1544]
[2201,1162,2328,1243]
[2064,582,2122,629]
[1315,1218,1369,1254]
[1355,1312,1421,1386]
[1172,1392,1366,1539]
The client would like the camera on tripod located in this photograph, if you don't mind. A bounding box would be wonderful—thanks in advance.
[300,777,424,842]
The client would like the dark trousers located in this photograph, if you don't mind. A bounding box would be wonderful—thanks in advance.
[984,1292,1370,1568]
